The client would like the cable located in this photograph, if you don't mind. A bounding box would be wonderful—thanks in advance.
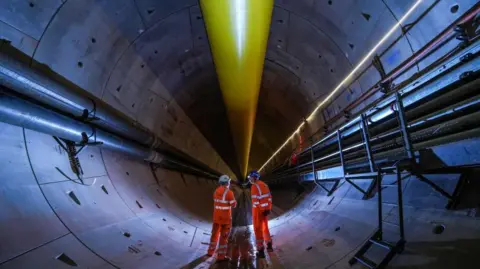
[259,0,424,172]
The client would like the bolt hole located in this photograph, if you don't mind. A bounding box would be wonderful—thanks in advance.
[77,62,83,68]
[156,204,161,209]
[184,231,188,234]
[150,98,153,103]
[131,103,135,108]
[450,4,459,14]
[277,19,284,24]
[362,12,371,21]
[196,16,202,20]
[123,232,131,238]
[163,218,167,221]
[147,8,155,15]
[91,38,96,44]
[198,36,203,40]
[154,50,158,54]
[101,185,109,195]
[318,55,322,59]
[141,64,145,68]
[56,253,77,266]
[154,251,161,256]
[433,224,445,234]
[328,0,332,5]
[330,69,334,73]
[278,39,283,43]
[126,172,130,176]
[29,2,34,8]
[136,200,143,209]
[335,226,341,231]
[306,246,313,251]
[90,155,94,158]
[116,85,121,92]
[68,191,81,205]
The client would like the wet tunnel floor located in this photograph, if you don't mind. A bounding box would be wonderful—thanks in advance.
[181,226,283,269]
[182,188,283,269]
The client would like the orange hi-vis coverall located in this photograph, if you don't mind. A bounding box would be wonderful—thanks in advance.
[251,180,272,250]
[208,185,237,259]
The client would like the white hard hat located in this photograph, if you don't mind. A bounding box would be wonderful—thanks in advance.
[219,175,231,184]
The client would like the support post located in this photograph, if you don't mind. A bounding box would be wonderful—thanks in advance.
[377,170,383,241]
[360,114,375,172]
[396,167,405,241]
[310,138,318,184]
[337,130,346,176]
[395,93,415,160]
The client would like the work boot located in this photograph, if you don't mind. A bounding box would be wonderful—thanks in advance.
[267,242,274,252]
[257,249,266,258]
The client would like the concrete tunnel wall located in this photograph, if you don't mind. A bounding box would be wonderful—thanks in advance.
[3,0,477,173]
[1,0,480,269]
[2,121,480,269]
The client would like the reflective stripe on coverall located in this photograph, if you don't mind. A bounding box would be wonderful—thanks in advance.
[208,186,237,259]
[251,180,272,250]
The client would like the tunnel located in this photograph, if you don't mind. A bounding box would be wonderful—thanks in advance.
[1,0,480,268]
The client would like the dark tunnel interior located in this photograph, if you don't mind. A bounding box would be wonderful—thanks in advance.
[1,0,480,269]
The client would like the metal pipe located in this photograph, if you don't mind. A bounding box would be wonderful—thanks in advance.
[271,126,480,181]
[297,41,480,159]
[294,18,480,160]
[271,92,480,178]
[339,4,480,120]
[0,53,160,148]
[0,52,224,178]
[0,90,163,163]
[382,4,480,84]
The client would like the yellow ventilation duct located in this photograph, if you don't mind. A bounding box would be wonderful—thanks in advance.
[200,0,274,177]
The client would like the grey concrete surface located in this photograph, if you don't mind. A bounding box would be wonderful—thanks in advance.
[2,123,479,268]
[1,1,480,269]
[3,0,476,171]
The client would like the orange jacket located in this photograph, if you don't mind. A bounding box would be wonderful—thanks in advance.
[251,180,272,211]
[213,186,237,224]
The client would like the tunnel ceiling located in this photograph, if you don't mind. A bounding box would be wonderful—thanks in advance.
[1,0,476,176]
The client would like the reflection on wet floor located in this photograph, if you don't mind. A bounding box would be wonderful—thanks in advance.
[182,226,281,269]
[182,188,282,269]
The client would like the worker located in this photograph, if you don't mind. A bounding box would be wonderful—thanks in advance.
[207,175,237,262]
[248,170,273,258]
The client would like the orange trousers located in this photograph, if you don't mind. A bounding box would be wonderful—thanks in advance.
[208,223,231,259]
[253,210,271,250]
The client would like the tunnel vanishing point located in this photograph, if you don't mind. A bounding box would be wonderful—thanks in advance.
[1,1,480,269]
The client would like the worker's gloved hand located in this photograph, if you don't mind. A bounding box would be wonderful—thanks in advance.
[263,210,271,216]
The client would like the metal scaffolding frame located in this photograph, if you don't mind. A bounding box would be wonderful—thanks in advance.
[308,92,468,269]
